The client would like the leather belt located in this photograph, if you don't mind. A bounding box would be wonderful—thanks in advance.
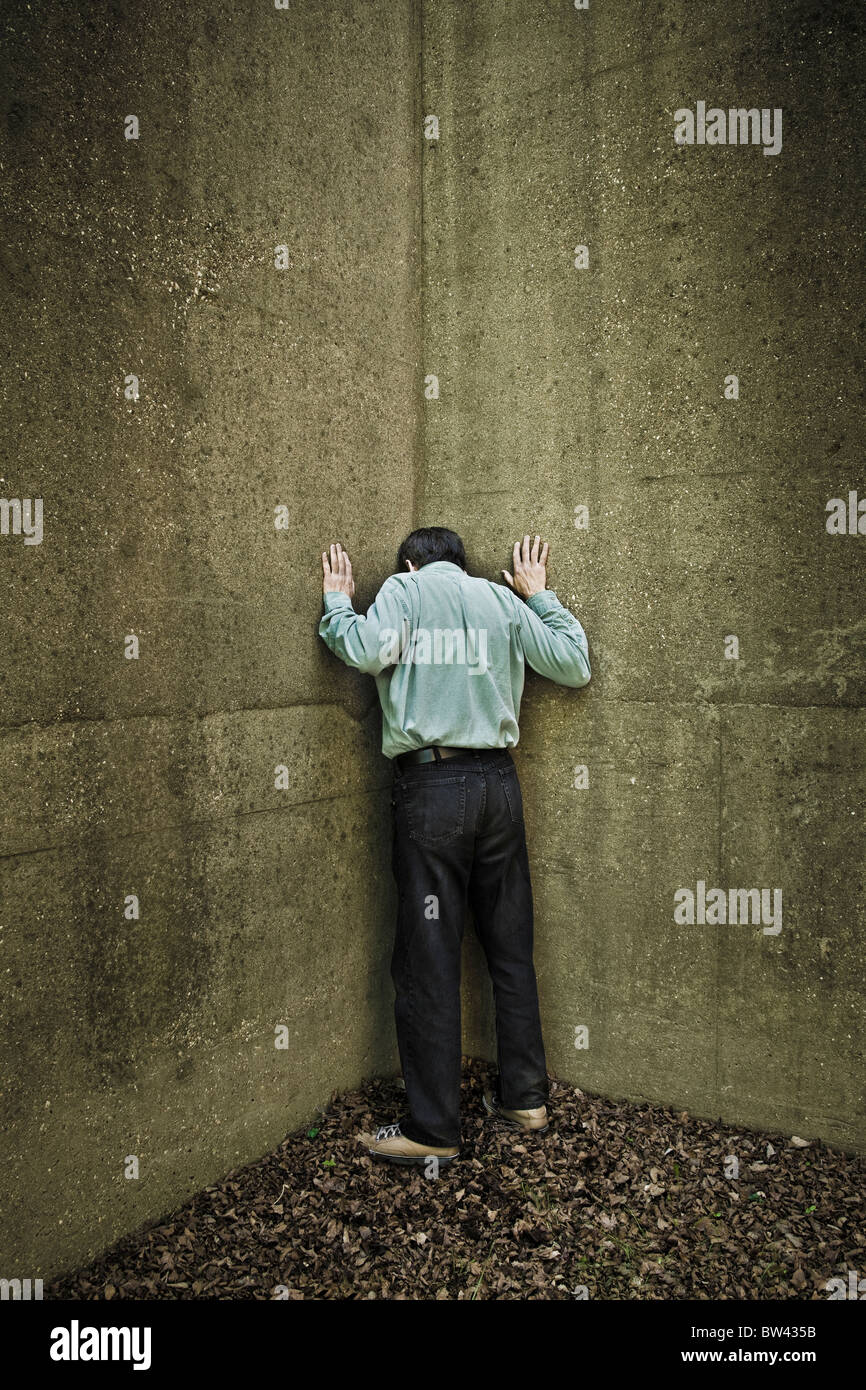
[395,745,475,771]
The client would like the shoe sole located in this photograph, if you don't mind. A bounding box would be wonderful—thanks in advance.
[369,1150,459,1167]
[482,1092,549,1135]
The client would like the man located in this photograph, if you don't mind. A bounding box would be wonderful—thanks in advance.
[318,527,591,1167]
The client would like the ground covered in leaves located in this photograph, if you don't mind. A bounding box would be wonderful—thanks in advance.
[50,1060,864,1300]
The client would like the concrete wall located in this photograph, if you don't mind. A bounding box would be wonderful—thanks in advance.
[0,0,419,1278]
[2,0,864,1283]
[421,1,865,1152]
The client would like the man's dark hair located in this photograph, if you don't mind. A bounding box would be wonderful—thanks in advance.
[397,527,466,573]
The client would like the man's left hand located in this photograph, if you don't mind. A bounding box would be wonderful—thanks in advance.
[322,542,355,597]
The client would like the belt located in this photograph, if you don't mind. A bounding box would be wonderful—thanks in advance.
[395,745,476,770]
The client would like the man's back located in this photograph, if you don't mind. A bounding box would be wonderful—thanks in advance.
[319,557,590,758]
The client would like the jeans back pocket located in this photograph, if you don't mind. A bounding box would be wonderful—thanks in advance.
[498,764,525,824]
[397,775,467,846]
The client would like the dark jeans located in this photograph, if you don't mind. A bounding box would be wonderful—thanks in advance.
[389,747,549,1148]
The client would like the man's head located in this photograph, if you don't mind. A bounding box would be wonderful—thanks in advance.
[397,527,466,574]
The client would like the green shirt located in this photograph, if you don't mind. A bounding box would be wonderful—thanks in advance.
[318,560,591,759]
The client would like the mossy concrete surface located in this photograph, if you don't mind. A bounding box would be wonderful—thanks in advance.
[419,1,865,1155]
[0,0,420,1279]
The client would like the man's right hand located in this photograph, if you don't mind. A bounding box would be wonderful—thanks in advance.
[503,534,549,599]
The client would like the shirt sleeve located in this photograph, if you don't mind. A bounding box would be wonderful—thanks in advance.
[516,590,591,688]
[318,577,410,676]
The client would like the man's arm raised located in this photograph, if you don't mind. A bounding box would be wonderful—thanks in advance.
[503,534,591,689]
[318,542,408,675]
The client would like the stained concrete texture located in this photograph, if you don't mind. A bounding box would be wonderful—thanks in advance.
[1,0,864,1283]
[0,0,420,1278]
[420,0,865,1152]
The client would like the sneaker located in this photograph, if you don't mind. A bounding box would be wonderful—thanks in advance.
[482,1088,549,1134]
[357,1122,459,1167]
